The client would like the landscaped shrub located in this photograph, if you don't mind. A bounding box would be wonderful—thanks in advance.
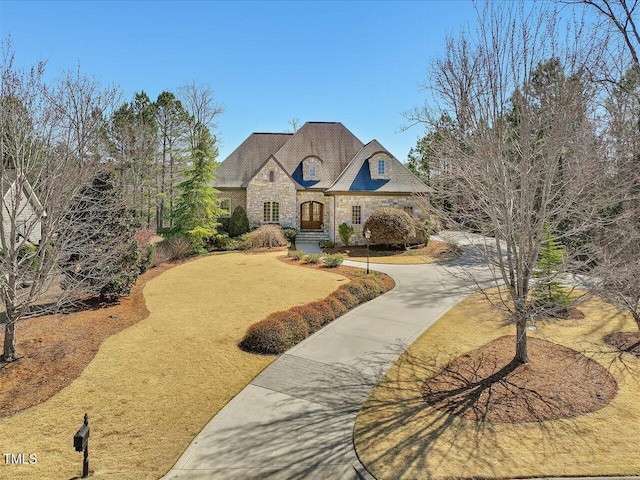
[288,249,306,260]
[248,225,287,248]
[409,218,434,245]
[318,239,336,249]
[240,310,307,354]
[338,222,354,246]
[281,227,297,244]
[305,253,323,264]
[322,253,344,268]
[363,207,416,247]
[358,278,384,300]
[217,216,231,234]
[308,300,335,326]
[154,235,193,264]
[341,281,369,303]
[326,296,348,317]
[331,288,360,309]
[291,305,325,333]
[228,206,250,237]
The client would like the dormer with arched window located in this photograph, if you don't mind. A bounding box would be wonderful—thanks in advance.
[369,152,392,179]
[302,156,322,182]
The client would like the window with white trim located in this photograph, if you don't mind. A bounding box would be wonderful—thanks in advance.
[352,205,362,225]
[377,159,386,175]
[263,202,280,223]
[220,199,231,216]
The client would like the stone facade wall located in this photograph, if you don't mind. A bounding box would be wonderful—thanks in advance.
[217,189,246,216]
[331,194,426,245]
[246,159,297,228]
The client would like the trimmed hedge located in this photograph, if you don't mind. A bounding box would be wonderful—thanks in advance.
[291,305,325,333]
[240,267,395,355]
[239,310,308,354]
[363,207,415,246]
[331,288,360,309]
[326,296,348,317]
[308,300,335,326]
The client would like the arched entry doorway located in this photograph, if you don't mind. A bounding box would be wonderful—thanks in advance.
[300,201,323,230]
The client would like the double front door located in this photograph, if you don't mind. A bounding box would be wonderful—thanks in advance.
[300,201,323,230]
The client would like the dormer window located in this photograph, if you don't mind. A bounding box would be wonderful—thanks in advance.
[303,156,321,182]
[377,159,386,175]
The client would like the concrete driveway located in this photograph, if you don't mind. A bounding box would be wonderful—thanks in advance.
[161,232,495,480]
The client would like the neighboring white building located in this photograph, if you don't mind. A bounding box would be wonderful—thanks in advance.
[1,171,46,247]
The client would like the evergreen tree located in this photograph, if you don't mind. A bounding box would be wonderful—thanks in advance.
[532,226,570,310]
[171,122,222,250]
[228,205,250,237]
[64,171,142,300]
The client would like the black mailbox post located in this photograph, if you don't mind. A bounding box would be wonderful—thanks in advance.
[73,413,90,478]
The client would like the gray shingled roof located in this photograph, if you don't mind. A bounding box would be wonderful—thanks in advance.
[272,122,364,189]
[326,140,433,193]
[213,133,292,188]
[1,170,17,197]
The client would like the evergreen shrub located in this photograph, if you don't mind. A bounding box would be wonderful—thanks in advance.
[363,207,415,246]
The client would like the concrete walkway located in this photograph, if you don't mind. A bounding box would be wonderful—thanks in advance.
[161,233,497,480]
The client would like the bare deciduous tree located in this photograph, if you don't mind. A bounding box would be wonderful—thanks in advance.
[1,42,131,362]
[178,80,224,150]
[410,1,625,364]
[565,0,640,69]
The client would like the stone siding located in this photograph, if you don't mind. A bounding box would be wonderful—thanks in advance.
[246,159,297,228]
[331,194,427,245]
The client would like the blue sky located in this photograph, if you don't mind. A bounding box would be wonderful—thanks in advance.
[1,1,481,161]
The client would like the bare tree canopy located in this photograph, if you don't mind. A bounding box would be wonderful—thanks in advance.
[564,0,640,69]
[410,1,630,364]
[1,41,138,362]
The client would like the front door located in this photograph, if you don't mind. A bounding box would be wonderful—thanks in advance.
[300,201,323,230]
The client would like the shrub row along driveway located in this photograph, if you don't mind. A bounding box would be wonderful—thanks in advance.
[162,233,494,480]
[0,251,344,480]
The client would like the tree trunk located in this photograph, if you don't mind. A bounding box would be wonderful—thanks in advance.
[514,313,529,364]
[2,322,18,362]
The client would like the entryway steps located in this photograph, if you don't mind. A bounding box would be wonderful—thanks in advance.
[296,230,330,242]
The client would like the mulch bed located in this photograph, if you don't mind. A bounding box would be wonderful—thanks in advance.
[0,262,182,417]
[421,335,617,424]
[323,240,458,259]
[278,255,396,289]
[604,331,640,357]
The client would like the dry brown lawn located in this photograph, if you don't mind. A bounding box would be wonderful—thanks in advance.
[0,251,347,480]
[355,291,640,479]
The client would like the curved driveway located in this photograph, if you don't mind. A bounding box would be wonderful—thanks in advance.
[162,232,493,480]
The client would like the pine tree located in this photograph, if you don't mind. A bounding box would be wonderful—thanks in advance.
[532,226,570,310]
[171,122,222,250]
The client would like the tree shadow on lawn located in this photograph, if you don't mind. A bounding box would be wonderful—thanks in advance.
[177,341,598,480]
